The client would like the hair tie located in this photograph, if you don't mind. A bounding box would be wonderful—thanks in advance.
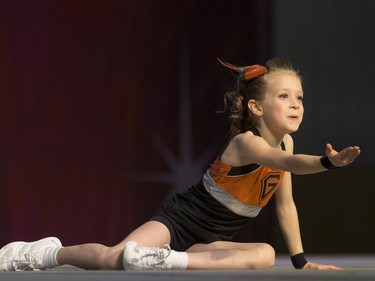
[217,58,267,81]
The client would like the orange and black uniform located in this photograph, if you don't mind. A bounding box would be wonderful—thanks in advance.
[150,128,285,251]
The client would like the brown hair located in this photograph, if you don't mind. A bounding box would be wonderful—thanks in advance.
[222,58,300,138]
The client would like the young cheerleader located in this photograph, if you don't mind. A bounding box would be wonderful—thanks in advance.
[0,58,360,271]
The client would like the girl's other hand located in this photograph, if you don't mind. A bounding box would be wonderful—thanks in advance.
[303,261,342,270]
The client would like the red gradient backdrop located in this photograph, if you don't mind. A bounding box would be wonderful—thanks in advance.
[0,0,271,246]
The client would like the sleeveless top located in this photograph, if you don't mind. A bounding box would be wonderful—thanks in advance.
[203,128,286,218]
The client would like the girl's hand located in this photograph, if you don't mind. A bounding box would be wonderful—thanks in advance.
[303,261,342,270]
[325,143,361,167]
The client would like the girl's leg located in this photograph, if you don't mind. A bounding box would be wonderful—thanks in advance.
[186,241,275,269]
[57,221,171,270]
[123,240,274,271]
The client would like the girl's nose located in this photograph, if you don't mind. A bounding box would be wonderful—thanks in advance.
[290,98,299,109]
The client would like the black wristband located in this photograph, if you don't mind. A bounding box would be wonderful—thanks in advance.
[291,253,308,269]
[320,156,338,170]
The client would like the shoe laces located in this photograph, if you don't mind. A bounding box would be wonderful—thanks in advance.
[12,254,41,271]
[144,244,171,258]
[136,244,171,268]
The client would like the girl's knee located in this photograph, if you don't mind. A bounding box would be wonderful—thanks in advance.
[256,243,275,269]
[244,243,275,269]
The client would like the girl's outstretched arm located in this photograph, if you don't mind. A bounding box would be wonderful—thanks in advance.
[233,132,360,175]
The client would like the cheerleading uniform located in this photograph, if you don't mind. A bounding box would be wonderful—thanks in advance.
[150,129,286,251]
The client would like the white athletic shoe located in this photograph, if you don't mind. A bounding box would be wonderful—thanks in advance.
[0,237,62,271]
[123,241,171,271]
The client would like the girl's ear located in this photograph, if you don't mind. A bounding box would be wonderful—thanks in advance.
[248,99,263,116]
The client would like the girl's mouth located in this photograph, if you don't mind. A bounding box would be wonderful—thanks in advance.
[288,115,299,120]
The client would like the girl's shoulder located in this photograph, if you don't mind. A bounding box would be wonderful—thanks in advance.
[234,131,294,152]
[282,134,294,152]
[220,131,257,166]
[233,130,258,142]
[282,133,292,143]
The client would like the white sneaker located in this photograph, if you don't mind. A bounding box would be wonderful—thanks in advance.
[123,241,171,271]
[0,237,62,271]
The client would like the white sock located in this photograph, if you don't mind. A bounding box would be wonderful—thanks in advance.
[42,246,62,268]
[164,250,188,270]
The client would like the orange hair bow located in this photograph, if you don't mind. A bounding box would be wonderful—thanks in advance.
[217,58,267,81]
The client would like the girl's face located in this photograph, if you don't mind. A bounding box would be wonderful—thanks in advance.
[257,72,304,135]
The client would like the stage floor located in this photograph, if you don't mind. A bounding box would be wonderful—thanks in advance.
[1,255,374,281]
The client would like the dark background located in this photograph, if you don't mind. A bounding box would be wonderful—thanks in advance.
[0,0,374,254]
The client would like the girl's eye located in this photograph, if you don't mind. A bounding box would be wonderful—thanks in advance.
[279,93,288,99]
[298,95,304,101]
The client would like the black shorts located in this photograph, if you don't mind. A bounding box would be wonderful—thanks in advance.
[149,181,251,251]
